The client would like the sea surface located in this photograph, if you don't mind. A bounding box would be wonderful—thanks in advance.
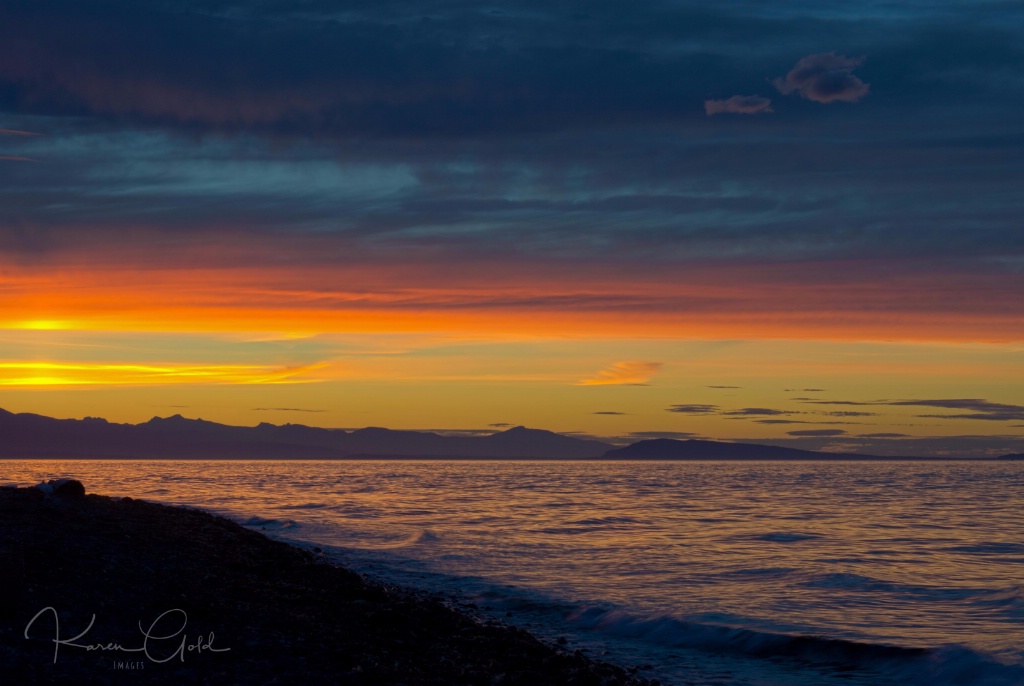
[4,459,1023,685]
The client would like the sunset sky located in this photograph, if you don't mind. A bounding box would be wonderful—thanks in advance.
[2,1,1024,456]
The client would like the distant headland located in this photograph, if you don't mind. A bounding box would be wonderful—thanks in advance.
[0,408,1012,461]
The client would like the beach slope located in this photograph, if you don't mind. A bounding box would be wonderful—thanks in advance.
[0,484,647,685]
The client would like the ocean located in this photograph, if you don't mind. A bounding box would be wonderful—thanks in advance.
[5,459,1023,685]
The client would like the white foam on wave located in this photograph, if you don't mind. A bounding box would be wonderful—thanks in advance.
[564,605,1024,686]
[240,515,301,531]
[373,528,441,549]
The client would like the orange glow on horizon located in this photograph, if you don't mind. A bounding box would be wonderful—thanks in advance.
[2,301,1023,344]
[2,257,1024,343]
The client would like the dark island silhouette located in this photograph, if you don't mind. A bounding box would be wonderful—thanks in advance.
[0,408,609,459]
[0,407,1005,460]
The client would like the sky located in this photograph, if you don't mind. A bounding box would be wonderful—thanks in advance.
[2,0,1024,457]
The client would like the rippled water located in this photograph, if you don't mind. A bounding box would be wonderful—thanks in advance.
[4,460,1023,685]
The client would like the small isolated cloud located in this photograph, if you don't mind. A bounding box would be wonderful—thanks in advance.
[0,154,35,162]
[756,419,811,425]
[787,429,848,437]
[773,52,869,104]
[704,95,773,116]
[489,422,514,428]
[707,385,742,389]
[253,407,326,413]
[820,411,878,417]
[580,361,663,386]
[593,411,627,415]
[666,404,719,415]
[723,407,790,416]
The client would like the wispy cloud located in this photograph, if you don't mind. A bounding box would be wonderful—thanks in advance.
[593,411,627,415]
[1,129,41,163]
[773,52,869,103]
[704,95,772,116]
[579,361,663,386]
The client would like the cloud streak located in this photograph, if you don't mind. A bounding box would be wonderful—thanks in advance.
[803,398,1024,421]
[787,429,847,437]
[579,361,663,386]
[722,407,790,416]
[0,361,327,387]
[705,95,773,116]
[666,404,719,415]
[889,399,1024,422]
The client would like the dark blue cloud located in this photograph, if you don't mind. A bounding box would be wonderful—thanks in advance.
[2,0,1023,271]
[0,0,738,138]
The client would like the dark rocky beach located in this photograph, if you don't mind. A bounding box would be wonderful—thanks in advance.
[0,483,653,685]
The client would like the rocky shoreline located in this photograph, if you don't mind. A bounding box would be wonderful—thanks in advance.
[0,483,654,685]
